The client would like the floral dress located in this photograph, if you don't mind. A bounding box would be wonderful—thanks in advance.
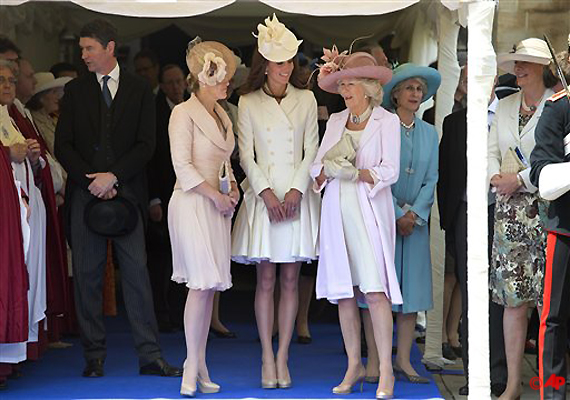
[489,114,546,307]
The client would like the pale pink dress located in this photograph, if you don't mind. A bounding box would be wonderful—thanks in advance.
[168,94,235,291]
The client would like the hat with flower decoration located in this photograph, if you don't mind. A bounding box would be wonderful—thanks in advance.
[317,45,392,94]
[186,37,236,86]
[254,13,302,63]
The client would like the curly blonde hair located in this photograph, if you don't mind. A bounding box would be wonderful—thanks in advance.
[338,78,384,108]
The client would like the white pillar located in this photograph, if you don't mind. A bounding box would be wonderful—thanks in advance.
[466,1,496,399]
[423,3,461,366]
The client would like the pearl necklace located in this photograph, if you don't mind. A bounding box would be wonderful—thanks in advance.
[521,94,538,113]
[350,106,372,124]
[400,120,415,130]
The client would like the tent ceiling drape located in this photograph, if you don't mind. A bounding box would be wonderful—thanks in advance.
[259,0,419,16]
[2,0,428,17]
[0,1,433,49]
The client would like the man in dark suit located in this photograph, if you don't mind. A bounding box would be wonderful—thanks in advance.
[437,93,507,397]
[147,64,187,332]
[55,19,181,378]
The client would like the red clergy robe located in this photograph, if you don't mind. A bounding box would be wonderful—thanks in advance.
[0,146,28,344]
[8,105,69,344]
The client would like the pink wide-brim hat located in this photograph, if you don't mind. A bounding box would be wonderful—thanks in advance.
[318,52,392,94]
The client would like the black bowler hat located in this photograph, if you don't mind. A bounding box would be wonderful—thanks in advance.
[84,195,138,237]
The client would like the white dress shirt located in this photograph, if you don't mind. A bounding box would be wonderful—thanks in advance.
[96,62,120,99]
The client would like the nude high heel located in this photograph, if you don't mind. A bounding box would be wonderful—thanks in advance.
[276,361,292,389]
[261,362,277,389]
[180,359,198,397]
[180,384,196,397]
[332,366,365,395]
[376,375,395,399]
[197,377,220,393]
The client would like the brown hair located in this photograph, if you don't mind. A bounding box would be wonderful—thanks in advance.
[543,64,559,88]
[549,51,570,85]
[26,93,44,111]
[239,47,308,95]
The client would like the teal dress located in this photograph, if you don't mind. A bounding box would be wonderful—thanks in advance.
[391,118,439,314]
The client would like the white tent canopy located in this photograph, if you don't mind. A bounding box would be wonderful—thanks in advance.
[1,1,443,52]
[0,1,496,398]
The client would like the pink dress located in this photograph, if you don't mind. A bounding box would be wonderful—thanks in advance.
[168,95,235,291]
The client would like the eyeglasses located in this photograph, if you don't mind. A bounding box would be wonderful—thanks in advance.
[0,76,17,86]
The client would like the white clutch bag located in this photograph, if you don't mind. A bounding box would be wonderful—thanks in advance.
[219,160,231,194]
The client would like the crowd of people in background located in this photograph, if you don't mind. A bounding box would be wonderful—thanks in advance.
[1,13,570,400]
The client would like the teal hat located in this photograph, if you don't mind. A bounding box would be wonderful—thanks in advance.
[381,63,441,109]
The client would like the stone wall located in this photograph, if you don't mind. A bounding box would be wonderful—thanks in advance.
[496,0,570,55]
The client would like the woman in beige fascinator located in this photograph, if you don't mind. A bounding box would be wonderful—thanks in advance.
[167,38,239,397]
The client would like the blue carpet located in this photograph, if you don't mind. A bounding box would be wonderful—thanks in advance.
[3,314,443,399]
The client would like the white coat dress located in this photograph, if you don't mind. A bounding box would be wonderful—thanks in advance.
[232,85,320,264]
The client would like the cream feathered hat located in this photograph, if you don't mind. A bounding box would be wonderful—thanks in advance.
[253,14,302,63]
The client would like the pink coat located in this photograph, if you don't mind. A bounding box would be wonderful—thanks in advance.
[310,106,403,304]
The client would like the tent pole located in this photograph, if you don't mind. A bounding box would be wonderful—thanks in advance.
[466,1,496,398]
[424,3,460,367]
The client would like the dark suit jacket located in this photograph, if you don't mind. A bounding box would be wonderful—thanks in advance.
[530,95,570,235]
[55,69,156,208]
[147,90,176,208]
[437,108,467,231]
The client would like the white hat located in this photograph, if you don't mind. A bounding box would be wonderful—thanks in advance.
[497,38,551,74]
[254,14,302,63]
[33,72,72,96]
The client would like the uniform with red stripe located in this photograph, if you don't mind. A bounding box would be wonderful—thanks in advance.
[530,88,570,400]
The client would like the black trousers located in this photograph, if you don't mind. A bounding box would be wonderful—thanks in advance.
[539,232,570,400]
[449,202,507,385]
[70,189,161,366]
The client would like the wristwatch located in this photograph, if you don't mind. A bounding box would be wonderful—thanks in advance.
[516,173,525,188]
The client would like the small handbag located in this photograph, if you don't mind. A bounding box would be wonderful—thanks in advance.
[218,160,231,194]
[323,134,357,163]
[500,147,526,174]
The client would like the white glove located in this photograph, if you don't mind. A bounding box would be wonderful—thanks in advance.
[539,162,570,200]
[323,158,359,181]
